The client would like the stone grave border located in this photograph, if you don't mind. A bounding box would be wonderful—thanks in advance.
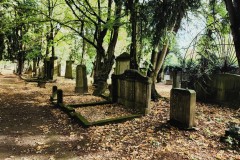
[50,86,142,127]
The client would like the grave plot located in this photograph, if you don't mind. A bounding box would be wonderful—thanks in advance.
[63,95,105,104]
[51,88,141,127]
[50,69,152,127]
[74,103,138,123]
[75,104,141,125]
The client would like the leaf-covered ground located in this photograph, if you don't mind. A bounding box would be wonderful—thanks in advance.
[0,73,239,160]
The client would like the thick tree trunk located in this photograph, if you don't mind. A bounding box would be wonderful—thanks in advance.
[93,0,122,95]
[17,51,24,75]
[224,0,240,67]
[150,44,169,101]
[129,0,139,69]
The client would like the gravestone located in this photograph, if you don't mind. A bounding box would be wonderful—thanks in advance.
[170,88,196,129]
[114,52,130,75]
[75,65,88,94]
[57,63,61,76]
[112,69,152,115]
[44,56,58,80]
[172,71,181,88]
[65,60,74,79]
[164,74,173,85]
[52,57,58,79]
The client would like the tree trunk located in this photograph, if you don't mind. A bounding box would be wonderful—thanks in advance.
[224,0,240,67]
[17,51,24,75]
[129,0,139,69]
[0,34,4,60]
[150,44,169,100]
[149,21,175,100]
[93,0,122,95]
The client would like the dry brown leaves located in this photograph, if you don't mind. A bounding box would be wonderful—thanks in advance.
[0,74,239,159]
[75,104,135,122]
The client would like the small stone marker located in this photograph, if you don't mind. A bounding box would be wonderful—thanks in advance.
[57,89,63,104]
[75,65,88,94]
[170,88,196,129]
[50,86,58,101]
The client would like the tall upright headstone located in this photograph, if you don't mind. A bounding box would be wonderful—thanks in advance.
[57,62,61,76]
[75,65,88,94]
[65,60,74,79]
[44,56,58,80]
[51,56,58,80]
[114,52,130,75]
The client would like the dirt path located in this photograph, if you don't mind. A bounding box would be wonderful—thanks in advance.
[0,74,89,159]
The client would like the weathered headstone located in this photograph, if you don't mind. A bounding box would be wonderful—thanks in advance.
[164,73,173,85]
[44,56,58,80]
[114,52,130,75]
[75,65,88,94]
[65,60,74,79]
[170,88,196,129]
[112,69,152,115]
[52,57,58,79]
[172,71,181,88]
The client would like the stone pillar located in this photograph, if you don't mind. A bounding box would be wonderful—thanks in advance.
[65,60,74,79]
[170,88,196,129]
[114,52,130,75]
[50,86,58,101]
[172,71,181,88]
[57,89,63,104]
[75,65,88,94]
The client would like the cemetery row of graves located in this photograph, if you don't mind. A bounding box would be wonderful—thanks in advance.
[8,51,237,151]
[0,58,239,158]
